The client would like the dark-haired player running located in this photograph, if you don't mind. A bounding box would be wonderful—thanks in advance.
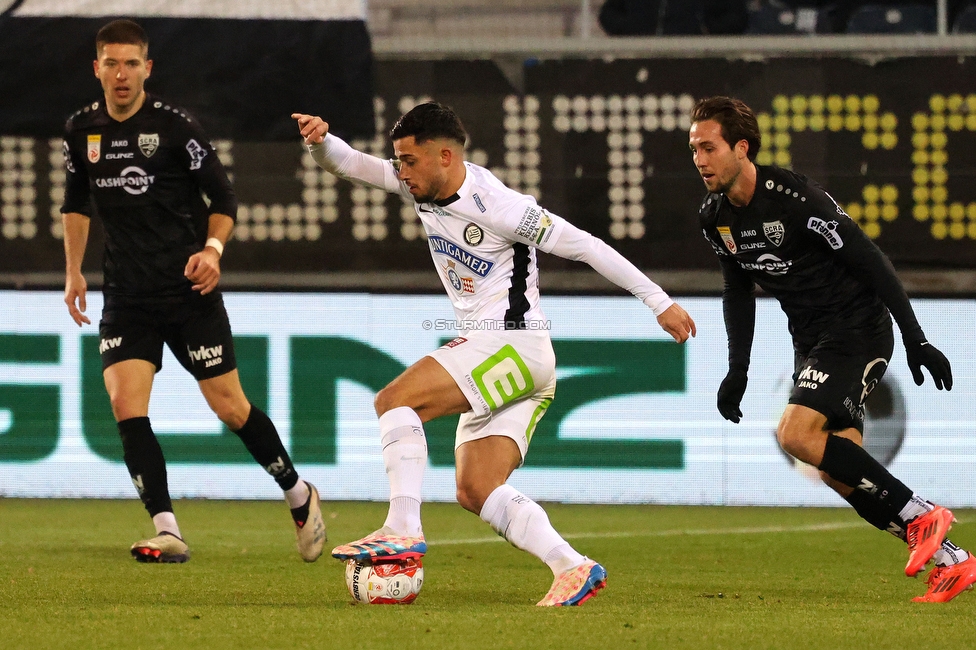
[690,95,973,603]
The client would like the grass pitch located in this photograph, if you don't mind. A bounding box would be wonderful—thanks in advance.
[1,499,974,650]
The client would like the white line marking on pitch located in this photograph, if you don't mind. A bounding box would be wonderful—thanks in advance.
[428,518,970,547]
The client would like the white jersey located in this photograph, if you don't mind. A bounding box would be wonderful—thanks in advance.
[309,134,674,330]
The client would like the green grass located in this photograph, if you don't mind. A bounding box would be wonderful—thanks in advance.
[0,500,974,649]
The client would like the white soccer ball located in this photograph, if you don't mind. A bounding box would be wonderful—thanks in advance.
[344,558,424,604]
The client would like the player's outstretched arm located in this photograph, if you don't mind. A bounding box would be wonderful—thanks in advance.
[538,215,696,342]
[62,211,91,326]
[656,303,696,343]
[292,113,329,145]
[292,113,401,193]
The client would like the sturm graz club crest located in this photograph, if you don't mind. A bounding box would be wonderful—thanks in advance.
[763,220,785,247]
[464,222,484,246]
[138,133,159,158]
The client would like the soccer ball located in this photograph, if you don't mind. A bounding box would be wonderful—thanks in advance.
[344,558,424,604]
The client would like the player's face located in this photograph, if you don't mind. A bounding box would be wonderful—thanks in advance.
[392,136,452,204]
[94,43,152,116]
[689,119,744,195]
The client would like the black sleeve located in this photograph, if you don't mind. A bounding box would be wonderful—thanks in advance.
[803,189,925,343]
[172,115,238,220]
[719,255,756,372]
[60,126,92,216]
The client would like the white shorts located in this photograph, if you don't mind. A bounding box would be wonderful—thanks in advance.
[427,329,556,462]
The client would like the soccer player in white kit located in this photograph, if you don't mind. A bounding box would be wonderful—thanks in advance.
[293,103,696,606]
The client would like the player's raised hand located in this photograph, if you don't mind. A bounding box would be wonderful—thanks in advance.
[717,367,748,423]
[905,339,953,390]
[64,271,91,326]
[292,113,329,145]
[656,302,696,343]
[184,247,221,295]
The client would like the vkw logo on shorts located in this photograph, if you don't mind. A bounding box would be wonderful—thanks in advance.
[138,133,159,158]
[763,220,785,247]
[797,365,830,390]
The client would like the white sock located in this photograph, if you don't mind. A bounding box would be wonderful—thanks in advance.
[284,480,310,510]
[479,484,584,576]
[933,539,970,567]
[899,494,934,523]
[152,511,181,539]
[379,407,427,537]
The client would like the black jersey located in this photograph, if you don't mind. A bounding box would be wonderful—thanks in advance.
[699,164,923,363]
[61,94,237,297]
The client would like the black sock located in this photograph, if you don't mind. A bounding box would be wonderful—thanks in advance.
[291,493,311,527]
[118,417,173,517]
[233,404,299,491]
[819,434,913,524]
[845,488,906,540]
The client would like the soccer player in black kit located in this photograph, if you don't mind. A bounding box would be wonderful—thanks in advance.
[689,96,975,603]
[60,19,325,564]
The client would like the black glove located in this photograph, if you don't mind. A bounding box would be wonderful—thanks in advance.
[905,340,953,390]
[717,367,748,423]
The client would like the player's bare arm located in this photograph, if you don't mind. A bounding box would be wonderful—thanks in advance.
[62,211,92,326]
[657,302,696,343]
[184,213,233,295]
[292,113,329,145]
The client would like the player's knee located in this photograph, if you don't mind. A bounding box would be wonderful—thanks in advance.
[374,384,403,417]
[108,393,133,420]
[211,396,250,430]
[456,483,488,515]
[776,423,815,464]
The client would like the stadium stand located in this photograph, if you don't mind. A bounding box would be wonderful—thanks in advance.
[367,0,602,38]
[746,3,834,34]
[952,2,976,30]
[845,3,938,32]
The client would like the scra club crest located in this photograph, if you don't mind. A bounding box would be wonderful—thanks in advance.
[138,133,159,158]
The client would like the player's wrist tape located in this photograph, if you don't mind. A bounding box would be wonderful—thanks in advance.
[205,237,224,257]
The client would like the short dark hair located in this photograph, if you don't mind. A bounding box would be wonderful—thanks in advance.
[691,96,761,161]
[390,102,467,147]
[96,19,149,56]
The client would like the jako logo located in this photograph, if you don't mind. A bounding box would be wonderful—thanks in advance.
[94,166,155,195]
[99,336,122,353]
[188,344,223,368]
[797,365,830,389]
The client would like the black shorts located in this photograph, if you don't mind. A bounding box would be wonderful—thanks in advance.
[98,291,237,381]
[788,320,895,433]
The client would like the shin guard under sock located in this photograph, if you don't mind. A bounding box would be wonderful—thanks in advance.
[233,404,299,491]
[118,416,173,517]
[819,434,913,524]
